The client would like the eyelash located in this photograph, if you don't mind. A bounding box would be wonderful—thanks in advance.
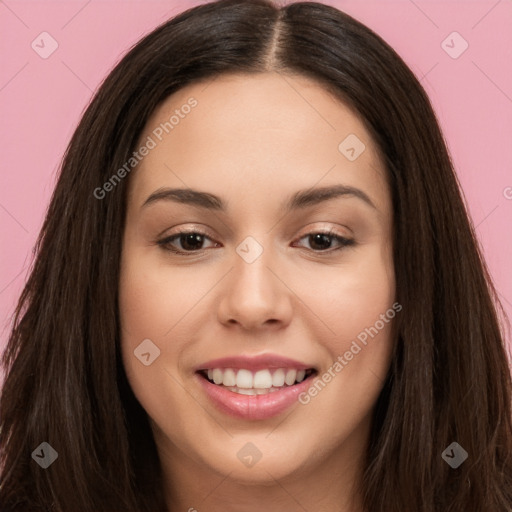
[156,228,355,256]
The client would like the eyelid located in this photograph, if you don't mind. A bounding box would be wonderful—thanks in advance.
[154,223,214,240]
[294,222,352,239]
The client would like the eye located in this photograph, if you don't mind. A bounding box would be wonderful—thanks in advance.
[293,230,355,252]
[157,229,217,254]
[156,228,355,255]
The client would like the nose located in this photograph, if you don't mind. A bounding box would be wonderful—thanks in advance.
[216,243,293,332]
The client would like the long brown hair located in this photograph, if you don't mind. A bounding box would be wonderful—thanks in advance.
[1,1,511,510]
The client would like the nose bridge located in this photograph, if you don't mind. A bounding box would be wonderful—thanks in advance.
[217,233,292,329]
[232,233,278,303]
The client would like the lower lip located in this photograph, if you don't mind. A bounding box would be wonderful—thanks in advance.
[196,372,315,420]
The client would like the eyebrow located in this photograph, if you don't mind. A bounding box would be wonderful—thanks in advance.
[141,184,377,212]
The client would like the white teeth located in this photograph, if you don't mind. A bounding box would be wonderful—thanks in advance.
[223,368,236,387]
[237,388,256,395]
[253,369,273,389]
[285,369,297,385]
[272,369,285,387]
[203,367,312,389]
[236,369,253,389]
[212,368,223,385]
[225,386,282,395]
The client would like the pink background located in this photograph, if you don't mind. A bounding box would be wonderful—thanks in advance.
[1,1,511,383]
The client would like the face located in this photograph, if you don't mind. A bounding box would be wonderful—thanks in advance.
[119,72,396,493]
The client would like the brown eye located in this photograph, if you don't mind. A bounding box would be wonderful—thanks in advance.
[295,230,355,252]
[157,230,216,254]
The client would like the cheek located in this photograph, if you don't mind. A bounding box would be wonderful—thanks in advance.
[118,249,195,343]
[118,251,176,400]
[293,261,396,457]
[303,242,395,347]
[118,248,213,405]
[298,242,396,407]
[118,254,214,451]
[119,268,167,342]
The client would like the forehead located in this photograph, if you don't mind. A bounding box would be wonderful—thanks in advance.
[128,72,389,216]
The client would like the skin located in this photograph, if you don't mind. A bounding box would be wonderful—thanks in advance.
[119,71,396,512]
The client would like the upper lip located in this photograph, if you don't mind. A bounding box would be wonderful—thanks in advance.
[195,354,316,372]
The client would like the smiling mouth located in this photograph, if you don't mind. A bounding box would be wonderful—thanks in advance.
[197,367,318,396]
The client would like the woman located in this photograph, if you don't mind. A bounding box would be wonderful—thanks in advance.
[1,0,511,510]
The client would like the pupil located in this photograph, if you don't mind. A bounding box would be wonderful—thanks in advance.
[310,233,331,250]
[181,233,203,250]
